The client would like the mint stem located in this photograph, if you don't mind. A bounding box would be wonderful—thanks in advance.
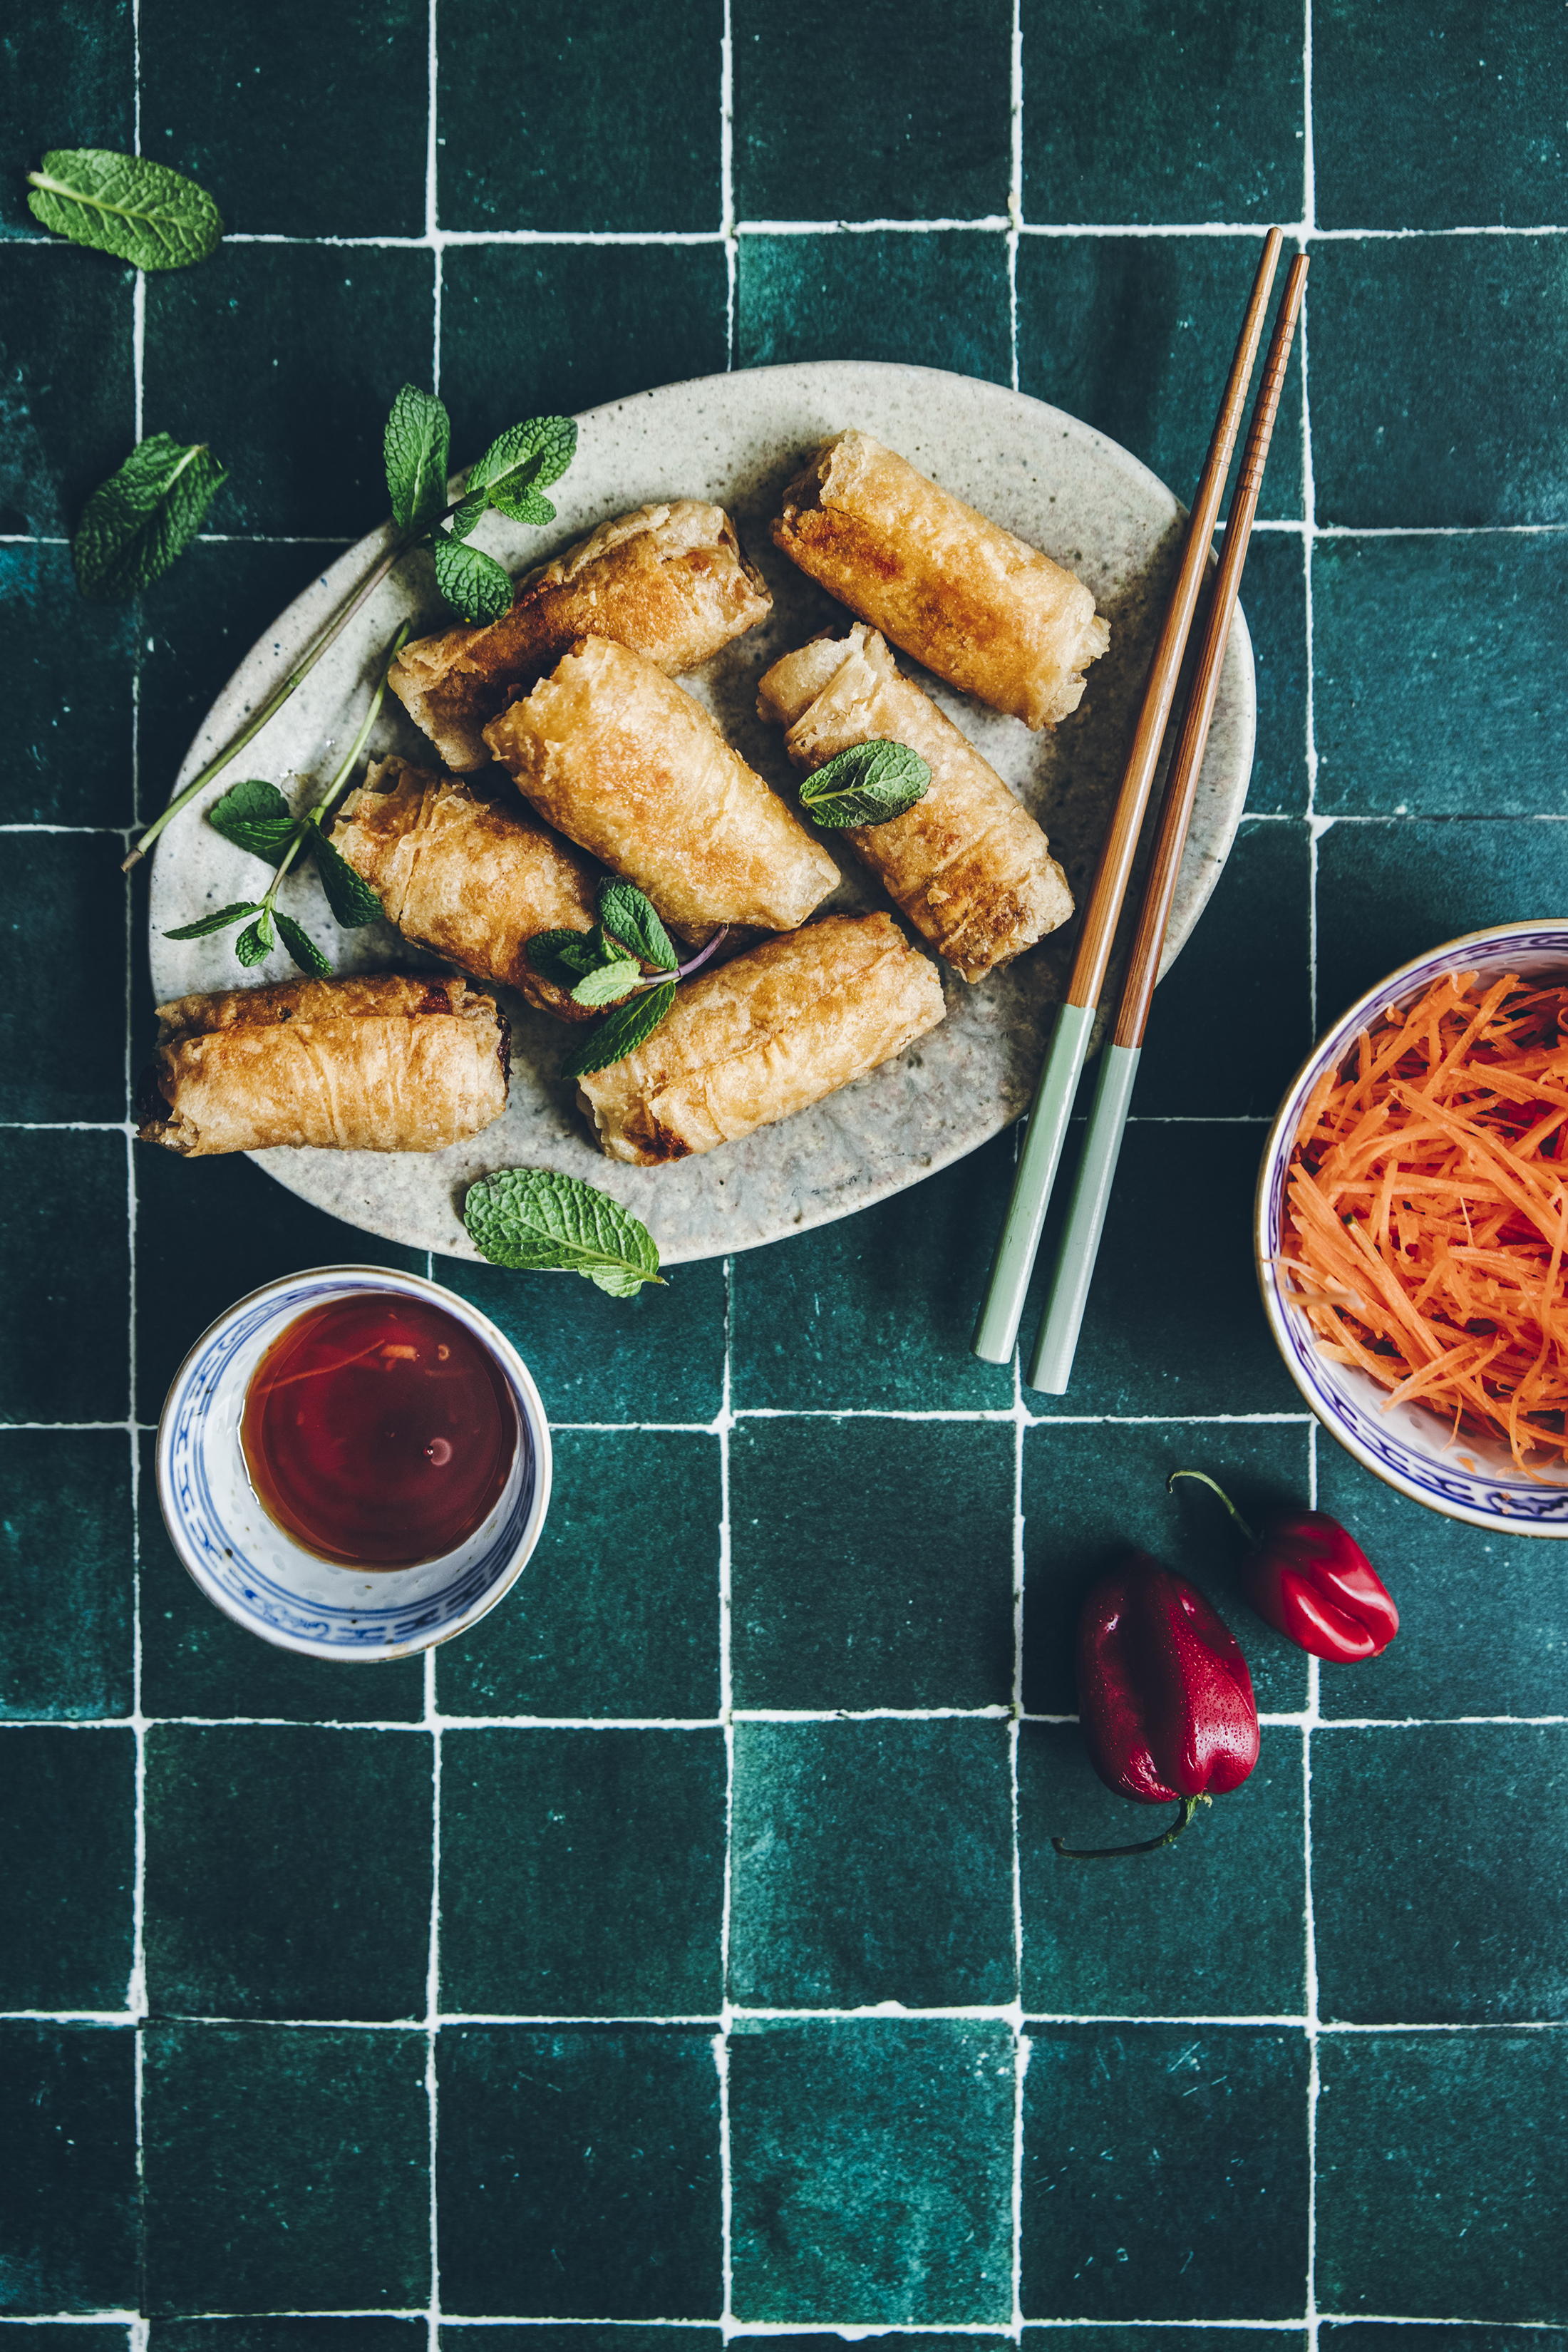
[260,619,413,912]
[669,928,728,984]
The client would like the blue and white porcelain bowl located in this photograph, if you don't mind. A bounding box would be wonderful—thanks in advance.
[1257,922,1568,1537]
[156,1265,552,1657]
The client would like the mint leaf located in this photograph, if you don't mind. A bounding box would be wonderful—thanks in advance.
[527,929,602,990]
[274,912,332,978]
[163,899,262,941]
[800,738,932,828]
[598,880,678,972]
[560,979,677,1080]
[461,416,578,530]
[26,148,222,271]
[464,1167,663,1296]
[73,435,227,603]
[234,913,272,966]
[570,959,643,1009]
[383,384,450,533]
[207,777,296,860]
[431,530,514,624]
[310,825,384,927]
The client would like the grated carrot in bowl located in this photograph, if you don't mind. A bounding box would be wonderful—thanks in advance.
[1281,966,1568,1477]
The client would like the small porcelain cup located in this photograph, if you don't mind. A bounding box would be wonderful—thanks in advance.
[156,1264,552,1658]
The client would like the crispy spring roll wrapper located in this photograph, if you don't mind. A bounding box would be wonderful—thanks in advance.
[483,634,841,939]
[329,755,600,1022]
[137,974,509,1157]
[771,430,1111,731]
[758,625,1075,982]
[388,502,773,770]
[579,912,945,1166]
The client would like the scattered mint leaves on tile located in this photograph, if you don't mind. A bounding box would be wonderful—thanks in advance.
[272,914,331,978]
[464,1167,664,1295]
[599,880,679,972]
[431,530,514,624]
[73,435,227,603]
[26,148,223,270]
[800,738,931,827]
[205,778,296,861]
[163,899,267,942]
[561,979,679,1080]
[570,958,644,1009]
[383,383,451,533]
[310,826,385,929]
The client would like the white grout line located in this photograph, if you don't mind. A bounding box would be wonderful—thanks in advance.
[1007,0,1023,396]
[721,0,736,367]
[5,2318,1564,2336]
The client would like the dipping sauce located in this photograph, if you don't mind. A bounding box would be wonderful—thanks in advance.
[241,1294,518,1568]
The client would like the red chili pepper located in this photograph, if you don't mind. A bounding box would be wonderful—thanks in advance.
[1055,1552,1260,1861]
[1169,1471,1399,1664]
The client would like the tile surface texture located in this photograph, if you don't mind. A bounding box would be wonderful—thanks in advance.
[5,0,1567,2336]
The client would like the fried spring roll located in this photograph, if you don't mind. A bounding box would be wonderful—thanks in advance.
[137,974,509,1157]
[758,625,1075,981]
[330,756,601,1021]
[483,634,841,939]
[771,430,1111,730]
[579,912,944,1166]
[388,502,773,770]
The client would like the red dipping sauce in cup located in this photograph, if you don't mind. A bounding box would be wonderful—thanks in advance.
[241,1294,517,1569]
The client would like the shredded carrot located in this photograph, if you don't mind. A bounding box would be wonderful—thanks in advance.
[1281,968,1568,1477]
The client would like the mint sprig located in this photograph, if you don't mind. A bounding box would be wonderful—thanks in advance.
[525,880,722,1076]
[599,881,679,972]
[73,435,227,603]
[800,738,931,828]
[561,980,678,1080]
[26,148,222,272]
[431,530,514,626]
[464,1167,663,1296]
[383,385,451,532]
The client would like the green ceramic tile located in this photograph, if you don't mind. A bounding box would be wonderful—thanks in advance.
[1312,1725,1568,2025]
[1021,1420,1311,1716]
[138,1435,427,1722]
[0,2023,137,2313]
[1020,0,1304,225]
[134,1142,422,1423]
[1309,239,1568,528]
[728,2018,1015,2324]
[1314,1,1568,230]
[736,232,1011,386]
[1315,2031,1568,2317]
[1314,1443,1568,1721]
[728,1134,1016,1413]
[0,247,134,537]
[1016,237,1304,523]
[4,2332,130,2351]
[436,1257,726,1425]
[0,1430,133,1719]
[1,544,135,825]
[1022,2023,1309,2317]
[0,1132,129,1427]
[140,0,426,236]
[0,832,126,1121]
[0,1728,133,2011]
[143,245,435,537]
[155,2327,424,2351]
[733,0,1011,222]
[1314,817,1568,1034]
[0,0,133,237]
[1324,2331,1567,2352]
[1312,534,1568,815]
[437,2025,721,2316]
[440,1726,726,2015]
[1133,819,1310,1117]
[439,0,721,232]
[738,2340,988,2352]
[441,2338,719,2352]
[143,2021,430,2314]
[728,1719,1014,2008]
[1018,1722,1305,2016]
[439,1429,719,1719]
[440,245,729,468]
[1237,530,1309,816]
[729,1419,1014,1711]
[145,1724,433,2019]
[1028,2336,1305,2352]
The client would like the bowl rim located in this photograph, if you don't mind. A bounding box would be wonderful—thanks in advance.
[155,1263,555,1655]
[1254,919,1568,1537]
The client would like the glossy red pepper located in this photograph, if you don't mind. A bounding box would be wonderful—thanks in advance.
[1056,1552,1260,1860]
[1169,1472,1399,1664]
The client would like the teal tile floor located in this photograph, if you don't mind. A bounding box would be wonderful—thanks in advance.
[3,0,1567,2338]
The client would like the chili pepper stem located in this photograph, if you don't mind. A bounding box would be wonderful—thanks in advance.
[1168,1468,1259,1545]
[1052,1793,1209,1861]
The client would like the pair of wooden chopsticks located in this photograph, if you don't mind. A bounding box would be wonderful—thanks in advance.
[973,228,1308,1385]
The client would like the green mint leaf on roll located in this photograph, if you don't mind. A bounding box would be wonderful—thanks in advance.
[383,383,451,532]
[800,738,931,828]
[560,979,677,1080]
[465,1167,664,1296]
[163,899,264,942]
[527,929,604,990]
[26,148,222,270]
[206,778,297,861]
[73,435,227,602]
[310,825,385,928]
[597,880,678,972]
[273,913,332,978]
[431,530,514,625]
[570,958,644,1009]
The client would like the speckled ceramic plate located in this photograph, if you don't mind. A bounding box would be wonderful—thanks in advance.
[148,361,1256,1264]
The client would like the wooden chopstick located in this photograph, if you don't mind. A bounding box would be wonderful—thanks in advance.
[1027,252,1310,1396]
[971,226,1285,1366]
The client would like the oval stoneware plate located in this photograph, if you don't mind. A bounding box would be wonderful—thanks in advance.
[148,360,1256,1265]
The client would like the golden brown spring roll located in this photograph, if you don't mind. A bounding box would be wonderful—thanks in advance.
[388,502,773,770]
[483,635,841,939]
[758,625,1075,981]
[771,430,1110,730]
[137,973,508,1157]
[579,912,944,1166]
[329,755,600,1022]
